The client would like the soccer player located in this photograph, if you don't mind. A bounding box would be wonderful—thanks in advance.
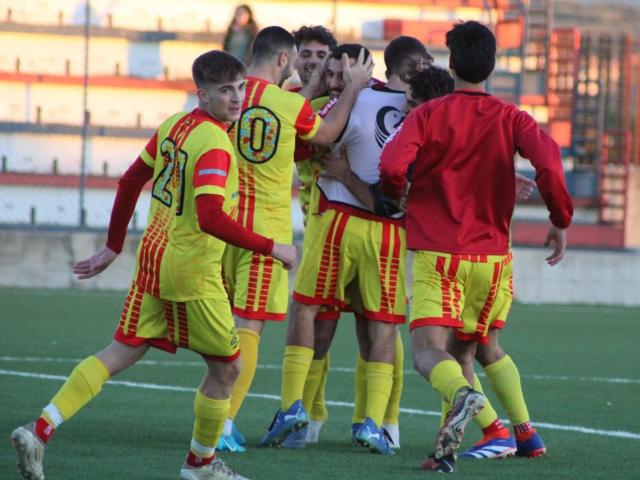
[291,25,337,100]
[326,65,543,460]
[10,51,298,480]
[261,36,433,454]
[218,26,372,452]
[379,21,573,472]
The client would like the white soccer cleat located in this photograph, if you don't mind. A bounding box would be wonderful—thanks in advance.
[11,423,46,480]
[305,420,324,443]
[180,459,249,480]
[381,423,400,449]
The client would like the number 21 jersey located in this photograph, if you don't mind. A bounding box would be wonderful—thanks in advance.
[229,76,322,243]
[133,108,238,301]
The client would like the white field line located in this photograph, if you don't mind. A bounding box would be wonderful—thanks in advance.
[1,356,639,385]
[1,368,640,441]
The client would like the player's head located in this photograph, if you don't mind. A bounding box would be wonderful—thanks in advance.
[293,25,337,85]
[446,21,496,84]
[384,36,433,79]
[251,26,297,86]
[403,65,454,113]
[192,50,246,122]
[325,43,371,99]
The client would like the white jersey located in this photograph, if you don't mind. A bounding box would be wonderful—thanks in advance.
[317,85,406,210]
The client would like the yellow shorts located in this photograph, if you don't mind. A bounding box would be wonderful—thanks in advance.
[409,251,514,344]
[115,282,240,361]
[293,206,406,324]
[297,158,323,226]
[223,245,289,321]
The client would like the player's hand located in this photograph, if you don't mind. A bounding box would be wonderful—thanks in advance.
[544,225,567,266]
[320,148,351,182]
[305,57,327,98]
[515,173,536,201]
[398,181,411,212]
[73,246,119,279]
[342,48,374,91]
[271,243,297,270]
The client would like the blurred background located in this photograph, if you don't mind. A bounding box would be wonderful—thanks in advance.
[0,0,639,303]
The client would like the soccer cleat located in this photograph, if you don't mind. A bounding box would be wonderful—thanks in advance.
[231,423,246,446]
[516,430,546,458]
[180,458,249,480]
[354,417,396,455]
[281,427,306,449]
[216,434,246,453]
[381,423,400,449]
[422,453,456,473]
[350,423,363,444]
[259,400,309,447]
[10,423,46,480]
[459,432,517,459]
[435,387,485,458]
[305,420,324,444]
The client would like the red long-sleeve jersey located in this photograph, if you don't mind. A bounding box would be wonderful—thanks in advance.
[379,90,573,255]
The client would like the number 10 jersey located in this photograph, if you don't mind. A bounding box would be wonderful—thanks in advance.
[228,76,322,242]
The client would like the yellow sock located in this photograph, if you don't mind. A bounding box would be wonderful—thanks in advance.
[190,390,230,461]
[43,356,110,424]
[352,355,367,424]
[471,374,499,429]
[366,361,394,426]
[281,345,314,410]
[485,355,530,425]
[383,331,404,425]
[429,359,470,403]
[440,399,451,426]
[228,328,260,420]
[304,355,329,422]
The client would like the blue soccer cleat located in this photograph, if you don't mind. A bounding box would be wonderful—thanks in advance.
[259,400,309,447]
[516,430,546,458]
[354,417,395,455]
[459,432,517,459]
[216,433,246,453]
[422,453,456,473]
[351,423,363,444]
[231,423,246,446]
[281,426,307,449]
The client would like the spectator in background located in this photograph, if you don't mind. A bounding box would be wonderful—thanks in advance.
[223,4,258,63]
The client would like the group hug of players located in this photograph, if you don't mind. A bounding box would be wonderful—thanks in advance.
[11,19,573,480]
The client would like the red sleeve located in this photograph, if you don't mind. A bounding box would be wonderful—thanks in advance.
[144,131,158,158]
[193,148,231,190]
[294,100,320,137]
[379,107,425,198]
[196,195,274,255]
[514,112,573,228]
[106,157,154,253]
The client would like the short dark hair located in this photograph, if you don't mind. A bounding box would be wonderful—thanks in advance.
[446,21,496,83]
[192,50,246,88]
[405,66,455,103]
[384,36,433,76]
[292,25,337,50]
[329,43,371,63]
[252,26,295,62]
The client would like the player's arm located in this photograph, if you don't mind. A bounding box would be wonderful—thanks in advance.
[515,111,573,265]
[73,131,159,279]
[379,107,425,198]
[193,148,297,269]
[320,148,375,211]
[303,49,374,147]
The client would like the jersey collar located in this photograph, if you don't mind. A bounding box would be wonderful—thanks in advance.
[191,108,229,130]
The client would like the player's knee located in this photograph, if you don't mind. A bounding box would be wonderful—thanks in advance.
[475,344,505,367]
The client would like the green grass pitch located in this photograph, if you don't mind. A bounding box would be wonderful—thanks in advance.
[2,288,639,479]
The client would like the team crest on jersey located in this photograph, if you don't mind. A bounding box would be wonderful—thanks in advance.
[375,106,405,148]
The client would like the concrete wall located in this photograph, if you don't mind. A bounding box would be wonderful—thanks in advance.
[1,229,638,306]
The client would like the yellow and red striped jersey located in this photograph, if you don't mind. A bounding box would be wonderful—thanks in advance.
[133,108,239,301]
[229,76,322,242]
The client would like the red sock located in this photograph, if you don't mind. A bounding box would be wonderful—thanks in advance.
[186,452,215,468]
[34,417,55,444]
[482,419,510,438]
[513,422,535,441]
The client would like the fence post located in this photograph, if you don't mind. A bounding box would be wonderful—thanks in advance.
[30,207,36,225]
